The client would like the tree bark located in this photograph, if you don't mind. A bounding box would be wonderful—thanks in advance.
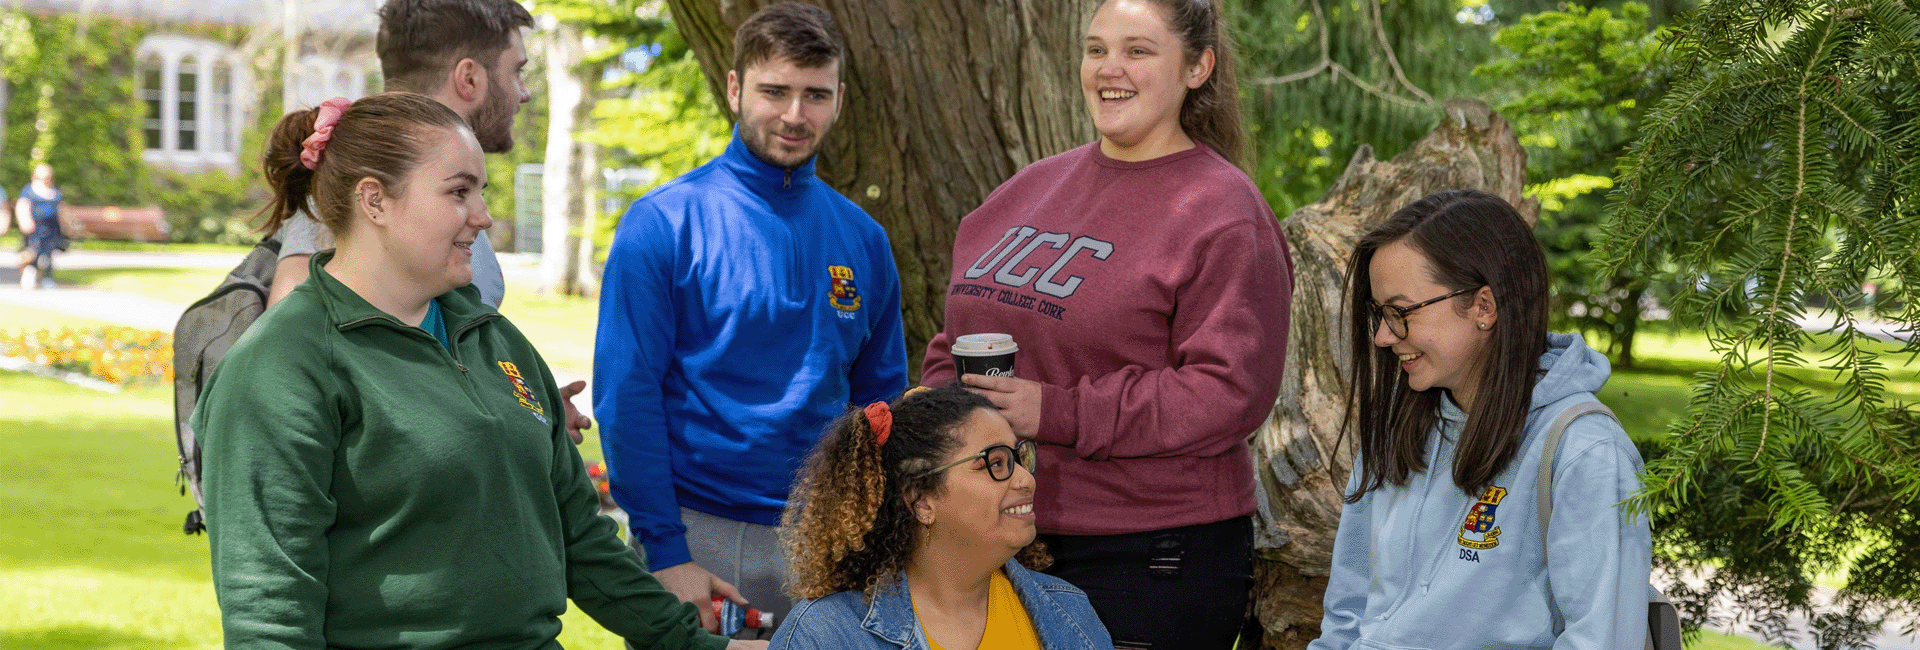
[1248,98,1538,649]
[540,22,589,296]
[663,0,1097,377]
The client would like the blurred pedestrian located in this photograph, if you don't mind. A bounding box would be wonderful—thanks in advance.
[15,163,64,290]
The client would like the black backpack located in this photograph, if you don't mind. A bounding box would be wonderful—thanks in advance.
[173,238,280,534]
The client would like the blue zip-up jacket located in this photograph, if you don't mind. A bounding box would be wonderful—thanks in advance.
[594,129,909,570]
[769,561,1113,650]
[1308,333,1651,650]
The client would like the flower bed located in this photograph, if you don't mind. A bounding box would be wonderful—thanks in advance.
[0,326,172,387]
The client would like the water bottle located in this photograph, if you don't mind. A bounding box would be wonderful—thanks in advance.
[712,596,776,636]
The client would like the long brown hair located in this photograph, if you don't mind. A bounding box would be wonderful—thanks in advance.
[1342,189,1550,501]
[1114,0,1246,167]
[257,92,468,237]
[783,384,1046,601]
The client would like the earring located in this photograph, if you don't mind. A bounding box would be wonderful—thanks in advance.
[1478,322,1490,330]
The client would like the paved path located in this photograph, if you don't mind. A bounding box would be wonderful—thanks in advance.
[0,249,593,394]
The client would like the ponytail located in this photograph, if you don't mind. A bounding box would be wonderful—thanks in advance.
[251,92,468,240]
[1126,0,1246,167]
[256,107,321,236]
[782,384,990,600]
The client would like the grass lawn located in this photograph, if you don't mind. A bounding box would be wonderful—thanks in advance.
[54,267,230,306]
[496,277,600,376]
[1691,630,1781,649]
[67,241,253,255]
[0,306,120,332]
[0,371,623,649]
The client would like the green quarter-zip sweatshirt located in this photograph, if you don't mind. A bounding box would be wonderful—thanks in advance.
[195,251,725,650]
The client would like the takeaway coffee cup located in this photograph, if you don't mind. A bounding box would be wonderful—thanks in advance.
[952,333,1018,378]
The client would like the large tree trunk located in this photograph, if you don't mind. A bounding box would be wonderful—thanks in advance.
[540,22,590,296]
[1249,98,1538,649]
[664,0,1096,377]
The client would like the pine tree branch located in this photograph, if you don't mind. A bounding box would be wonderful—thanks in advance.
[1365,0,1436,108]
[1247,0,1433,110]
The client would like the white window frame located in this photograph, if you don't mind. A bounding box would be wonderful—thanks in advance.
[138,36,248,172]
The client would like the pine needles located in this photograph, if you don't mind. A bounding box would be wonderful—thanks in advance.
[1602,0,1920,642]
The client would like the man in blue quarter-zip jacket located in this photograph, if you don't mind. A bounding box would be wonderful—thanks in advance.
[593,2,907,638]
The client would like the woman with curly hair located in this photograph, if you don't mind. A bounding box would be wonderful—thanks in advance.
[771,384,1111,649]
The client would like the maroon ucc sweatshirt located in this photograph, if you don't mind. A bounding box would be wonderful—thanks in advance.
[923,141,1293,536]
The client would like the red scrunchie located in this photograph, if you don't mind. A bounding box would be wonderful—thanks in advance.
[863,401,893,447]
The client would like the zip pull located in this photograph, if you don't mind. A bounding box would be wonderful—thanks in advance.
[456,361,468,372]
[783,169,793,190]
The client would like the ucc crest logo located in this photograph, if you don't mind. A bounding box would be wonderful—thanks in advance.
[498,361,549,424]
[828,265,862,314]
[1457,485,1507,550]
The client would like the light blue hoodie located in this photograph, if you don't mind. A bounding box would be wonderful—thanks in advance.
[1309,332,1651,650]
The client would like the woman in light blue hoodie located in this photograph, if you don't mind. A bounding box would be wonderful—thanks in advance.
[1308,189,1652,650]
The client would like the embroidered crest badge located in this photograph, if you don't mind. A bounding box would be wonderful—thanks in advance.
[828,265,862,313]
[498,361,549,424]
[1457,485,1507,550]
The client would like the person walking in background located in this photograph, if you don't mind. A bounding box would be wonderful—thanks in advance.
[1307,189,1651,650]
[15,163,64,290]
[195,92,762,650]
[772,384,1112,650]
[595,1,908,635]
[918,0,1293,646]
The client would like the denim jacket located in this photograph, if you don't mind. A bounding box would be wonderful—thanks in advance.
[770,560,1112,650]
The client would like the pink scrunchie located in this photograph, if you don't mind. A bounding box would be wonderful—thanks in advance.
[299,97,355,170]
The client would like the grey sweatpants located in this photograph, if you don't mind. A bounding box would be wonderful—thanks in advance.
[628,507,790,642]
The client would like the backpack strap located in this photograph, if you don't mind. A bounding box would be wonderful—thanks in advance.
[1537,400,1616,543]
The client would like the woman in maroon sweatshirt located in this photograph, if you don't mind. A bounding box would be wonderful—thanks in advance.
[920,0,1293,646]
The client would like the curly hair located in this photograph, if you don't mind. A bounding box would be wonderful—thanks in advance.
[783,384,1047,601]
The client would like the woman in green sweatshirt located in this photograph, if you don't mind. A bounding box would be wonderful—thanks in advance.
[193,92,758,650]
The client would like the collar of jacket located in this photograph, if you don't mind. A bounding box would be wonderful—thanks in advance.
[858,559,1103,649]
[307,249,495,334]
[717,126,821,197]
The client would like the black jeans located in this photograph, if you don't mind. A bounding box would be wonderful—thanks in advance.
[1041,516,1254,650]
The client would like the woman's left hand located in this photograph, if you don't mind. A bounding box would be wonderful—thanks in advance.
[962,373,1043,439]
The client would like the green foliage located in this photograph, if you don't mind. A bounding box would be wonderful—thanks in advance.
[581,29,730,209]
[1232,0,1529,213]
[537,0,730,262]
[0,11,275,245]
[1600,0,1920,642]
[0,12,149,206]
[145,168,266,246]
[1474,2,1681,366]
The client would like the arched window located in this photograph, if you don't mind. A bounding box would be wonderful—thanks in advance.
[138,36,251,171]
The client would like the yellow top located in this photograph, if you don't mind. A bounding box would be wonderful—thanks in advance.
[917,569,1043,650]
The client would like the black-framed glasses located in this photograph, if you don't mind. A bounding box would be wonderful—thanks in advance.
[921,439,1037,481]
[1369,286,1480,339]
